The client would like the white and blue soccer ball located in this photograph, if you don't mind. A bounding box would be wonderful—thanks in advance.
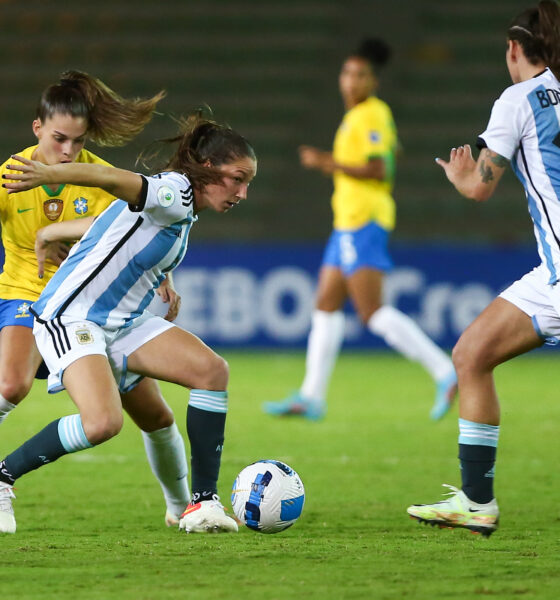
[231,460,305,533]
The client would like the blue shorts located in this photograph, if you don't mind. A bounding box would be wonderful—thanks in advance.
[0,298,35,329]
[322,221,393,276]
[0,298,49,379]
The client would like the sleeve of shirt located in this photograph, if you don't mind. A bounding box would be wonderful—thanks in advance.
[477,91,524,160]
[359,106,394,160]
[130,171,194,226]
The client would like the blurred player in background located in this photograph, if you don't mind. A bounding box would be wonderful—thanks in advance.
[407,0,560,536]
[0,72,190,530]
[0,114,256,534]
[264,39,456,421]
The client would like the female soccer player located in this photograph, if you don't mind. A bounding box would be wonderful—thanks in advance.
[0,114,257,534]
[264,38,456,421]
[406,0,560,536]
[0,71,190,531]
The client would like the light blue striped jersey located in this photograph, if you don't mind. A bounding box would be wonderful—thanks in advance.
[478,68,560,284]
[31,171,196,330]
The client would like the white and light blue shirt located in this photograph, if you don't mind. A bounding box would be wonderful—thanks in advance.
[478,68,560,284]
[31,171,196,330]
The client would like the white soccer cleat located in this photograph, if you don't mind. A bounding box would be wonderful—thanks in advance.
[407,484,499,537]
[0,481,16,534]
[178,494,238,534]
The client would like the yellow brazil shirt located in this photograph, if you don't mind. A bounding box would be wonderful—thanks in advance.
[0,145,115,301]
[332,96,397,231]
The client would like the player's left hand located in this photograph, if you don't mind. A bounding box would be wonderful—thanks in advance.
[35,228,70,278]
[435,144,477,187]
[2,155,49,193]
[156,275,181,322]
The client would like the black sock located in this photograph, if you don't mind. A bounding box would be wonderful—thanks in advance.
[0,419,67,484]
[459,443,496,504]
[187,405,226,496]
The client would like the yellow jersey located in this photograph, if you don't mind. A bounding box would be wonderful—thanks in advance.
[0,145,115,301]
[332,96,397,231]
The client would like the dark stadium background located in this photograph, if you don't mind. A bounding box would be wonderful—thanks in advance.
[0,0,532,244]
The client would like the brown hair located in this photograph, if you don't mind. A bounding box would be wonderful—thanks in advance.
[508,1,560,79]
[36,70,165,147]
[141,112,256,189]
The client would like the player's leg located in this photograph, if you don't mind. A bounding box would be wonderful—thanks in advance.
[120,377,190,526]
[263,264,347,419]
[0,315,44,424]
[125,325,237,532]
[0,355,122,533]
[347,265,456,419]
[407,296,542,535]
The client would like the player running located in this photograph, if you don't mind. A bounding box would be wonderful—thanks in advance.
[264,38,456,421]
[0,71,190,532]
[0,114,256,534]
[407,0,560,536]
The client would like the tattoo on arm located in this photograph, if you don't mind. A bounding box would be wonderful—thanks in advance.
[489,152,509,168]
[479,160,494,184]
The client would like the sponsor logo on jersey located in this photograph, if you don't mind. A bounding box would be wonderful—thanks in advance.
[75,328,94,344]
[15,302,31,318]
[43,198,63,221]
[73,197,89,215]
[17,207,34,214]
[157,186,175,207]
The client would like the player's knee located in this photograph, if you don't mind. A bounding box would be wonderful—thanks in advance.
[196,353,229,391]
[83,412,123,445]
[0,376,33,405]
[452,335,491,375]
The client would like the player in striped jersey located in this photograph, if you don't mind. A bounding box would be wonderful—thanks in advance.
[407,1,560,536]
[264,38,456,421]
[0,114,257,534]
[0,72,190,532]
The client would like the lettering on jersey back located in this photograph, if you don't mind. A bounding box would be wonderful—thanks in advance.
[535,88,560,109]
[43,199,63,221]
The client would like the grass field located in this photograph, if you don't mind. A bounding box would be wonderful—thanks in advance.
[1,351,559,600]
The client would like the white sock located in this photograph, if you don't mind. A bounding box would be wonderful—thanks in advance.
[0,394,16,426]
[142,422,190,518]
[367,305,453,381]
[300,310,345,403]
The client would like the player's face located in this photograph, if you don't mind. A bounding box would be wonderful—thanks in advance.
[198,156,257,214]
[32,113,88,165]
[339,57,376,105]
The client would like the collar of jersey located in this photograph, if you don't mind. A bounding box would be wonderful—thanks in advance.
[41,184,66,196]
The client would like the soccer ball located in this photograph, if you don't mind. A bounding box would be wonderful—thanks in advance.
[231,460,305,533]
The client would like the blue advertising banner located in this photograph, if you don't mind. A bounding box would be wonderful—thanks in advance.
[148,243,541,349]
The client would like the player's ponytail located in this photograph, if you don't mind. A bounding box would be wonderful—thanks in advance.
[508,1,560,80]
[141,111,255,189]
[36,70,165,147]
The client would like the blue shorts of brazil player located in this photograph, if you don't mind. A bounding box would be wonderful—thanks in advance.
[0,298,49,379]
[322,220,393,276]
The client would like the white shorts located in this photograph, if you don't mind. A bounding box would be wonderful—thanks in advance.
[500,263,560,345]
[33,311,175,393]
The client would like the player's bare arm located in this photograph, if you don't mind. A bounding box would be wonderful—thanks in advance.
[436,145,508,202]
[299,145,385,179]
[2,155,144,206]
[34,217,96,278]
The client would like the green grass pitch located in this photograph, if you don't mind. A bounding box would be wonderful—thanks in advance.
[1,351,559,599]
